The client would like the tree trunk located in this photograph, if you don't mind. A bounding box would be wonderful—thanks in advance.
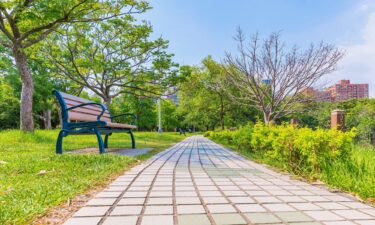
[13,47,34,132]
[220,96,225,130]
[104,97,112,110]
[43,109,52,130]
[263,112,271,125]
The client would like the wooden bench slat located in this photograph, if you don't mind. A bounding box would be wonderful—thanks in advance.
[68,112,111,122]
[66,105,111,119]
[106,122,136,129]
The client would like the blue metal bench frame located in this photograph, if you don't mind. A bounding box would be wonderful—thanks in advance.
[53,90,137,154]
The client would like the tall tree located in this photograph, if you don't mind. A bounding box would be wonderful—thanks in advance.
[224,29,344,124]
[42,18,178,107]
[0,0,148,131]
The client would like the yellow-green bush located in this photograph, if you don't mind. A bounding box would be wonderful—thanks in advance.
[208,123,356,178]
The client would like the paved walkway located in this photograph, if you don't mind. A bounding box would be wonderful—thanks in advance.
[64,136,375,225]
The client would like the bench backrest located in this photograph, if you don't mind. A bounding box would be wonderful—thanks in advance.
[53,91,111,124]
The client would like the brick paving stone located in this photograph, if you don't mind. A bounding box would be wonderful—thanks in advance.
[62,136,375,225]
[212,213,247,225]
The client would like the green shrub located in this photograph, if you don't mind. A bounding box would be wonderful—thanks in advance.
[208,123,356,179]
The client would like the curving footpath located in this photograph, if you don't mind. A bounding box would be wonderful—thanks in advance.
[64,136,375,225]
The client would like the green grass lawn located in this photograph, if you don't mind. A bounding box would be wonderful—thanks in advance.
[0,130,189,225]
[210,137,375,202]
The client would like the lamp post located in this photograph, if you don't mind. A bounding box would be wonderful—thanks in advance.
[157,98,162,132]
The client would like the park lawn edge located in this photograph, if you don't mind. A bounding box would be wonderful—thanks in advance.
[208,137,375,207]
[33,139,182,225]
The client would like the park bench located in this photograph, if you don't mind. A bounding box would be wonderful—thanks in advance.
[53,90,137,154]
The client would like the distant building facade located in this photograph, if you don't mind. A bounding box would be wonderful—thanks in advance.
[304,80,369,102]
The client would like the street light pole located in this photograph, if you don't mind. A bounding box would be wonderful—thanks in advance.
[157,98,162,132]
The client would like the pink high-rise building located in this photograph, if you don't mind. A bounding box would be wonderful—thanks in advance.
[327,80,369,101]
[304,80,369,102]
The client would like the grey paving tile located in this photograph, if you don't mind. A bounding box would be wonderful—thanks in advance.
[354,220,375,225]
[228,196,255,203]
[144,205,173,215]
[211,213,247,225]
[333,209,373,220]
[203,196,228,204]
[141,215,174,225]
[110,206,142,216]
[207,204,237,213]
[63,217,102,225]
[245,212,282,224]
[176,197,201,204]
[275,211,314,222]
[178,214,211,225]
[118,198,145,205]
[86,198,117,206]
[263,203,297,212]
[73,206,110,217]
[177,204,206,214]
[304,210,344,221]
[102,216,138,225]
[147,197,173,205]
[236,204,267,212]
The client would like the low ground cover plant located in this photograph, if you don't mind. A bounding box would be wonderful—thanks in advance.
[205,123,374,201]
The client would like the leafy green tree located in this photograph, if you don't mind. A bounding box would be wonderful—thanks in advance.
[0,0,149,131]
[160,99,180,131]
[41,17,178,107]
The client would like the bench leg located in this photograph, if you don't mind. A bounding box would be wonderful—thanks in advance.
[94,128,105,154]
[56,130,65,154]
[104,134,111,149]
[130,130,136,149]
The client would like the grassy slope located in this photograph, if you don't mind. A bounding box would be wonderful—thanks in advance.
[209,137,375,202]
[0,130,188,224]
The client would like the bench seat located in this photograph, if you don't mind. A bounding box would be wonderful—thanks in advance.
[53,90,137,154]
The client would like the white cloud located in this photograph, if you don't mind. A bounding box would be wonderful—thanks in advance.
[332,7,375,97]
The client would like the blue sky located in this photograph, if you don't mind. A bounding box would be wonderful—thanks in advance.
[142,0,375,96]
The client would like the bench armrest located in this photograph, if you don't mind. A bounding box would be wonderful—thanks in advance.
[111,113,137,125]
[66,102,106,121]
